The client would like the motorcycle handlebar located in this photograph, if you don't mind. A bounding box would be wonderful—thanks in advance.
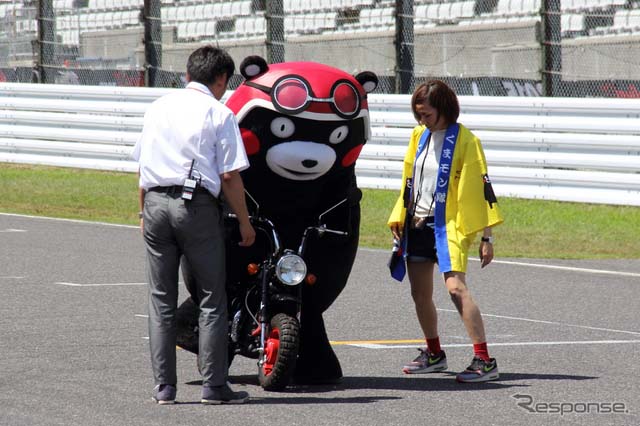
[227,213,349,258]
[309,226,348,236]
[227,213,281,254]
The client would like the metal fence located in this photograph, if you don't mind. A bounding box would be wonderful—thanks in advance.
[2,82,639,205]
[1,0,639,97]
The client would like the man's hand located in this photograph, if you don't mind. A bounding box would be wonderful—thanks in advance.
[238,220,255,247]
[221,170,255,247]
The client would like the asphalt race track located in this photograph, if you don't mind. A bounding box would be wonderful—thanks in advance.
[1,213,639,426]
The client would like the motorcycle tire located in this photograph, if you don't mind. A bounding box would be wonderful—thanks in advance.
[258,313,300,391]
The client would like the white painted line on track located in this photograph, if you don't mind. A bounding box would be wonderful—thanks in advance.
[349,339,640,349]
[55,282,147,287]
[0,276,24,279]
[135,314,148,318]
[438,308,640,336]
[0,212,138,229]
[0,228,27,233]
[4,213,639,278]
[359,247,640,278]
[489,259,640,278]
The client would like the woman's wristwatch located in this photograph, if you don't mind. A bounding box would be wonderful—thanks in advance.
[481,236,494,244]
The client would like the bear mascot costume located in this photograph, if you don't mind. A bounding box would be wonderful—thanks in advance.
[176,56,378,385]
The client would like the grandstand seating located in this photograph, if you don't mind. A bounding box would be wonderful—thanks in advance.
[590,9,640,35]
[1,0,639,47]
[562,0,626,12]
[415,1,476,24]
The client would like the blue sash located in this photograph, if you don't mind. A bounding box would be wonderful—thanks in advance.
[433,123,460,272]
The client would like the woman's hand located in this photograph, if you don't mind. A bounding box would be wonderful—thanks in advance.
[390,223,402,241]
[479,241,494,268]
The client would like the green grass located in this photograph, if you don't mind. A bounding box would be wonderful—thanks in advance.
[0,164,140,224]
[361,189,640,259]
[2,163,639,259]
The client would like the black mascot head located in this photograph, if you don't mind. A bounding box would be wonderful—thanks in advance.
[226,56,378,219]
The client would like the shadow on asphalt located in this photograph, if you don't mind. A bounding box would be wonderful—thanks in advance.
[497,372,598,382]
[170,396,401,405]
[183,372,597,399]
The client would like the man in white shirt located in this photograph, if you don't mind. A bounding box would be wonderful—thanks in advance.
[132,45,255,405]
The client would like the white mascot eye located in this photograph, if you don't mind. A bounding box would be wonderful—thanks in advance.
[270,117,295,139]
[329,125,349,144]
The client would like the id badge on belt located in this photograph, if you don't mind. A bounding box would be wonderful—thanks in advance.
[181,178,197,200]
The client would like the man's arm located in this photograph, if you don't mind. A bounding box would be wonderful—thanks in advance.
[221,170,255,247]
[138,169,144,233]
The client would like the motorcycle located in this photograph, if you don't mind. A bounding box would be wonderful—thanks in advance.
[176,193,349,391]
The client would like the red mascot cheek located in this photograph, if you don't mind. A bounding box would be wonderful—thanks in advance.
[240,128,260,156]
[341,144,364,168]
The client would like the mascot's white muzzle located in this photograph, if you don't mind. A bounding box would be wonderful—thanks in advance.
[266,141,336,181]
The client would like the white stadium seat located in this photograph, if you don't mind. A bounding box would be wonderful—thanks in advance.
[195,21,206,38]
[203,4,215,19]
[193,4,205,20]
[239,0,252,16]
[255,16,266,33]
[176,21,188,39]
[205,20,217,37]
[176,6,187,22]
[460,1,475,18]
[562,13,585,33]
[186,21,198,39]
[235,17,247,34]
[221,3,233,18]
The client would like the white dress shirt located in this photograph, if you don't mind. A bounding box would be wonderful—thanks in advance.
[132,82,249,197]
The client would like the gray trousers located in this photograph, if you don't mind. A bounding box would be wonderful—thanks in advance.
[143,189,228,387]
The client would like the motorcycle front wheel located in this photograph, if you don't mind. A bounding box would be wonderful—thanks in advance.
[258,313,300,391]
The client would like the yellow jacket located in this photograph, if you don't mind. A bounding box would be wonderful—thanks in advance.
[388,123,503,272]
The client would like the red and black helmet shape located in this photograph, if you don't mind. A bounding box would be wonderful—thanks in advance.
[227,56,378,129]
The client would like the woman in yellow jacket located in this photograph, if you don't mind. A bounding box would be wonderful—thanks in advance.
[388,80,503,382]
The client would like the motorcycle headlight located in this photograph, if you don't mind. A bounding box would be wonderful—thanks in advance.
[275,254,307,286]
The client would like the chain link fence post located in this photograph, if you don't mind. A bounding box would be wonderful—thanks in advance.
[395,0,414,94]
[266,0,284,64]
[35,0,55,84]
[144,0,162,87]
[542,0,561,97]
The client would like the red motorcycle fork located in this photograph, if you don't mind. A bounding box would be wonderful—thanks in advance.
[262,327,281,376]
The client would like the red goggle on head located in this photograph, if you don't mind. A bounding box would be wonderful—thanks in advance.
[246,75,361,119]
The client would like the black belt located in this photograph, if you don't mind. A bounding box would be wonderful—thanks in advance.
[148,185,211,196]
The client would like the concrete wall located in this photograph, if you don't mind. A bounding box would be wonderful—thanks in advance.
[83,21,640,87]
[563,34,640,81]
[81,26,177,66]
[153,22,540,79]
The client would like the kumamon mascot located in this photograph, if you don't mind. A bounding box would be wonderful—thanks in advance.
[176,55,378,386]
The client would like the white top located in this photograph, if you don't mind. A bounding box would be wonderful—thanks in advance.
[132,82,249,197]
[412,129,445,217]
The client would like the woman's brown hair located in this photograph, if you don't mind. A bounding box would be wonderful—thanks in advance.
[411,80,460,125]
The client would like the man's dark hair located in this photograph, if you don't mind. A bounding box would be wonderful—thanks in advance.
[411,80,460,125]
[186,45,235,86]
